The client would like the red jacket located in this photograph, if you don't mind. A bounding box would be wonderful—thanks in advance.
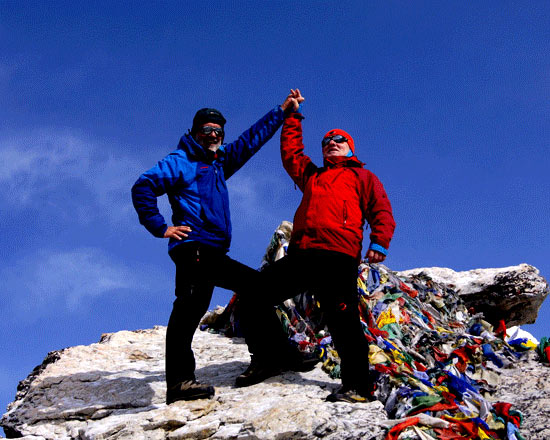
[281,113,395,260]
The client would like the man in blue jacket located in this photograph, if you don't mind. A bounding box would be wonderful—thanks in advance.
[132,95,296,404]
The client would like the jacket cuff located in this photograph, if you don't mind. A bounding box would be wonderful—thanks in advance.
[286,112,304,120]
[369,242,388,256]
[290,103,304,114]
[152,224,168,238]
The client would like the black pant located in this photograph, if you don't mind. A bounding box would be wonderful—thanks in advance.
[240,248,371,394]
[166,242,260,388]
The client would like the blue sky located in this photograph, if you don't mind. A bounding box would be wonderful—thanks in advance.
[1,1,549,424]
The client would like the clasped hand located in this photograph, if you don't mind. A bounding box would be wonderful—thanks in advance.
[281,89,305,112]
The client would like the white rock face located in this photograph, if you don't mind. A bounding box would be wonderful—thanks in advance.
[496,351,550,440]
[397,264,548,326]
[3,263,548,439]
[2,327,387,440]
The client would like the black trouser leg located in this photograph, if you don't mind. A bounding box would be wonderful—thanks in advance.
[243,249,371,392]
[165,243,261,388]
[166,244,215,387]
[166,282,213,386]
[239,253,307,363]
[314,254,371,394]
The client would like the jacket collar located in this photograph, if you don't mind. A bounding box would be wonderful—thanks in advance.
[178,134,226,162]
[323,155,364,169]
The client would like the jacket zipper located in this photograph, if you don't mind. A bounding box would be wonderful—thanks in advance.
[343,200,348,227]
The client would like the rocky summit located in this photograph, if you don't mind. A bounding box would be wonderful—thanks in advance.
[398,264,548,327]
[1,263,549,440]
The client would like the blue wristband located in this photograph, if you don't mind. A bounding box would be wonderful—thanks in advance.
[369,243,388,255]
[289,103,303,113]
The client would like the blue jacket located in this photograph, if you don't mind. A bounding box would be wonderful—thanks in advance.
[132,106,285,253]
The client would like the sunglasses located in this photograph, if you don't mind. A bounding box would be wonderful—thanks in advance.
[199,126,224,136]
[322,134,348,147]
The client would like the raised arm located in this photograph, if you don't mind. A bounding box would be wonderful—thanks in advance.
[280,92,317,191]
[222,89,305,179]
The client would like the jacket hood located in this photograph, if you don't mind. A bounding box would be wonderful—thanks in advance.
[178,133,226,161]
[178,133,204,158]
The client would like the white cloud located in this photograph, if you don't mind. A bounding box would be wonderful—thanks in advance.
[1,248,146,317]
[0,131,86,199]
[227,170,290,225]
[0,129,294,231]
[0,129,143,226]
[227,174,260,215]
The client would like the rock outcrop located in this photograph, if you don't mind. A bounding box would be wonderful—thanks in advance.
[1,327,387,440]
[398,264,548,326]
[2,326,550,440]
[2,263,548,439]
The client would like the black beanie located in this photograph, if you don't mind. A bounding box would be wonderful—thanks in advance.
[191,108,226,136]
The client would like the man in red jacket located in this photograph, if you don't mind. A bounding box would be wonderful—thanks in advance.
[237,90,396,403]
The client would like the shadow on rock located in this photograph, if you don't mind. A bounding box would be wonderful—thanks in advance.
[196,361,335,389]
[4,370,161,426]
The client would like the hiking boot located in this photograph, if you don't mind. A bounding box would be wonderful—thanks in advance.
[166,380,215,404]
[235,359,284,388]
[325,386,376,403]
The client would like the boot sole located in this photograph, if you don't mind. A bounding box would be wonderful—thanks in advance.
[166,388,215,404]
[326,394,367,403]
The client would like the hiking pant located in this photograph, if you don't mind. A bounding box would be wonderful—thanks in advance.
[166,242,259,388]
[240,248,372,394]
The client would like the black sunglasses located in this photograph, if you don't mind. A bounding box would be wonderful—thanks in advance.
[322,134,348,147]
[199,126,224,136]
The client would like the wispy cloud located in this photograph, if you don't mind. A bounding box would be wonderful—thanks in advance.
[1,247,150,318]
[0,131,85,201]
[0,129,143,226]
[0,129,295,232]
[227,170,292,226]
[227,174,260,217]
